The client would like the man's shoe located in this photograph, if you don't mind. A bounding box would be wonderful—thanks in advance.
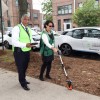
[22,85,30,91]
[45,75,52,79]
[39,76,44,81]
[26,81,30,84]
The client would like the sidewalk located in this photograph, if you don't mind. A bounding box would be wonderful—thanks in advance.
[0,68,100,100]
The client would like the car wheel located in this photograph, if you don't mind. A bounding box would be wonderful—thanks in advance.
[60,44,72,56]
[4,41,11,49]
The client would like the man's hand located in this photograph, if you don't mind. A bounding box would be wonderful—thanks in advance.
[26,43,35,48]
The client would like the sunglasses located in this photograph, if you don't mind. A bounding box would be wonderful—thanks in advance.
[48,25,53,27]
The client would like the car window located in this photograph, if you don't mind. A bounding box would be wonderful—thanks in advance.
[84,29,100,38]
[67,31,73,36]
[72,29,84,39]
[62,31,73,36]
[62,31,68,35]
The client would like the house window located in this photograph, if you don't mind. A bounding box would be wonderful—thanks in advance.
[95,0,99,8]
[58,4,72,15]
[8,20,11,27]
[58,6,64,15]
[33,13,38,19]
[68,5,72,13]
[65,6,69,14]
[58,20,61,31]
[7,11,9,17]
[65,5,72,14]
[15,0,18,6]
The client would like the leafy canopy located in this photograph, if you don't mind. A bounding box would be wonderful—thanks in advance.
[73,0,100,27]
[42,0,52,20]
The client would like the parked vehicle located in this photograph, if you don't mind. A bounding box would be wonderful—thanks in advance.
[55,27,100,56]
[31,29,40,50]
[0,32,5,45]
[53,30,60,36]
[4,27,13,35]
[0,32,2,45]
[31,27,41,33]
[3,29,40,50]
[3,31,12,49]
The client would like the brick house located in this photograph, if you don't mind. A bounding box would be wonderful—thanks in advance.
[31,9,42,30]
[52,0,99,32]
[3,0,42,30]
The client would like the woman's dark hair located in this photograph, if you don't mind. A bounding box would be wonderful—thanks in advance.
[44,20,54,28]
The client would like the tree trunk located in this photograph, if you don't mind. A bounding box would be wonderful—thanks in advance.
[18,0,28,22]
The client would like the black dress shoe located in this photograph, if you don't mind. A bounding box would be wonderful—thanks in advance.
[39,76,44,81]
[26,81,30,84]
[22,85,30,91]
[45,75,52,79]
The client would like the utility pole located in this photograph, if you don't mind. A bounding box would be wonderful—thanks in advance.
[0,0,4,50]
[74,0,76,13]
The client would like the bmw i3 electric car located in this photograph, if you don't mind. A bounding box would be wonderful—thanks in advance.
[55,27,100,56]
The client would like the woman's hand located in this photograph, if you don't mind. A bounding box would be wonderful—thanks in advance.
[51,47,58,53]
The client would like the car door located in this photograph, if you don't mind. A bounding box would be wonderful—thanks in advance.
[82,29,100,53]
[70,29,84,51]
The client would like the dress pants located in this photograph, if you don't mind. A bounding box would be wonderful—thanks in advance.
[40,55,53,78]
[14,49,30,86]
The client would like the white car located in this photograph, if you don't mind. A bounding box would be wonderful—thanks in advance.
[3,31,12,49]
[4,27,13,35]
[31,29,40,50]
[55,27,100,56]
[0,32,5,45]
[3,30,40,50]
